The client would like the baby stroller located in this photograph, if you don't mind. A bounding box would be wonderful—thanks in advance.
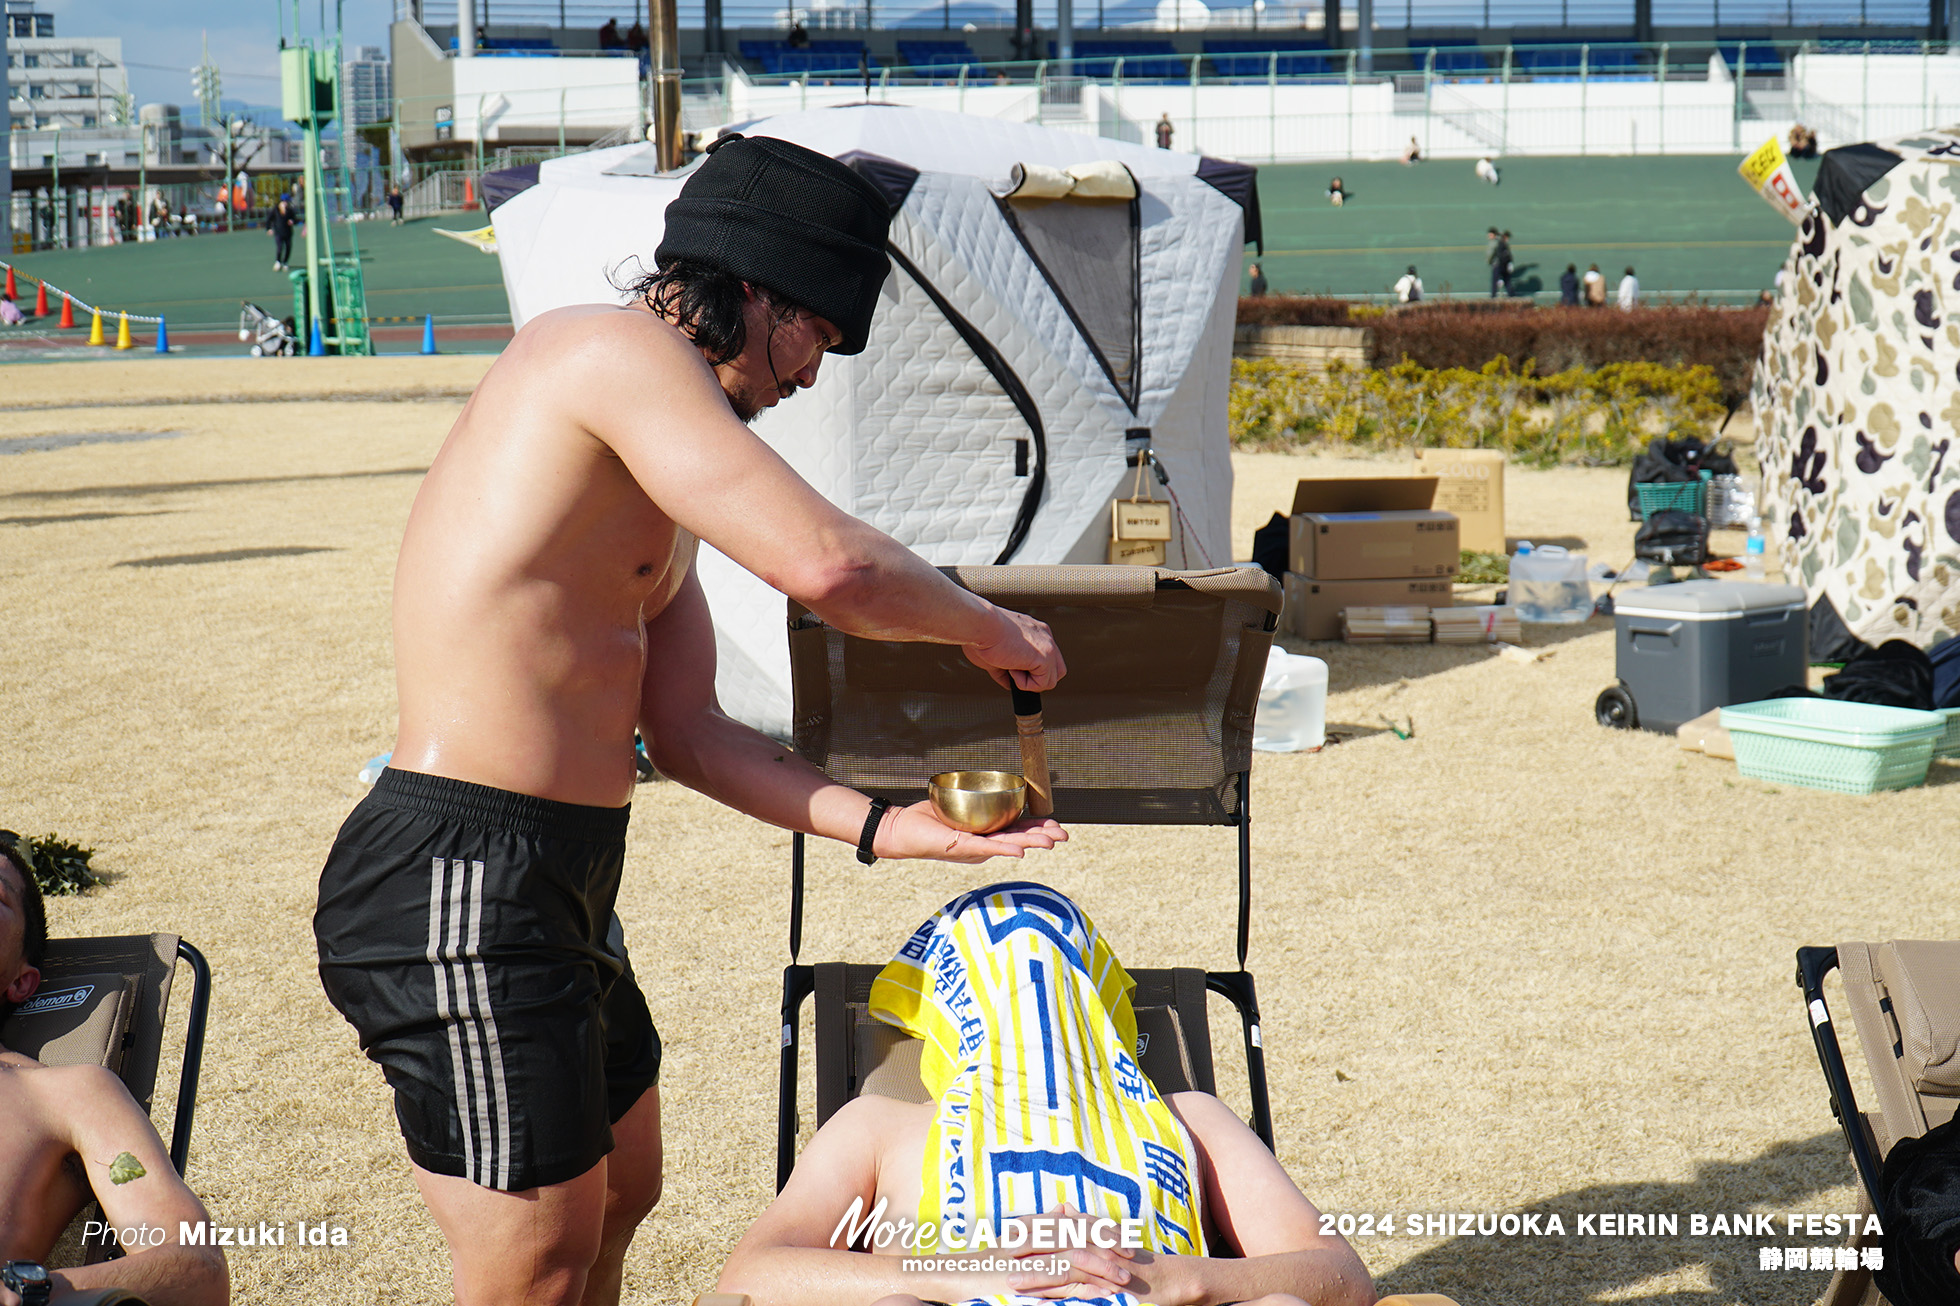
[239,301,298,357]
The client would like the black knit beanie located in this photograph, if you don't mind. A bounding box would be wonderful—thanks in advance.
[655,135,892,356]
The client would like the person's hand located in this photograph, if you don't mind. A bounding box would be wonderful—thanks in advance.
[875,801,1067,864]
[962,607,1065,693]
[1002,1205,1137,1300]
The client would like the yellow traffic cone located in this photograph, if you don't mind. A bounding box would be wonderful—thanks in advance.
[88,308,104,346]
[115,313,132,350]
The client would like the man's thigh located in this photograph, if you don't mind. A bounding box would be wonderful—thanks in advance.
[414,1156,609,1306]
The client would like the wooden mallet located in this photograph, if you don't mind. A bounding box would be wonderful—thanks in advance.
[1011,686,1054,819]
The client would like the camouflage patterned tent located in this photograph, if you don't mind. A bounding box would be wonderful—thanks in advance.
[1754,130,1960,654]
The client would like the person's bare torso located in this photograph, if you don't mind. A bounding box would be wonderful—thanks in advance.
[391,305,698,808]
[0,1054,95,1259]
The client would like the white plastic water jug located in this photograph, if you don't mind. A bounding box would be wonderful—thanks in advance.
[1509,543,1593,624]
[1253,647,1328,752]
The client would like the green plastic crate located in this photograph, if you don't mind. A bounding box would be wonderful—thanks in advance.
[1635,476,1708,520]
[1719,698,1944,794]
[1938,707,1960,760]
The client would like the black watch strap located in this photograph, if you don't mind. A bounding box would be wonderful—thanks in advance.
[856,797,891,865]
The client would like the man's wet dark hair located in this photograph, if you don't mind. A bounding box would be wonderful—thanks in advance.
[620,258,809,368]
[0,833,49,1019]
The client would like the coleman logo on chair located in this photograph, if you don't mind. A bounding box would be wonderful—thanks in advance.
[14,981,93,1016]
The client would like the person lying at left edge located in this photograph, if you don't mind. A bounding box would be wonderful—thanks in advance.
[0,830,230,1306]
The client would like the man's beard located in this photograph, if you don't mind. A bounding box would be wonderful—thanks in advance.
[726,378,798,426]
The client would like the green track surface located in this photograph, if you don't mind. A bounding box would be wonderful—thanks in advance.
[2,216,511,330]
[2,153,1826,336]
[1252,153,1824,301]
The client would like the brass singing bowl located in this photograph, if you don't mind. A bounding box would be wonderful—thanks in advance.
[928,770,1028,835]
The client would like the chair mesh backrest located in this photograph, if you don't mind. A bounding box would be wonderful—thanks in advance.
[0,934,178,1110]
[1837,940,1960,1152]
[814,962,1216,1128]
[789,566,1281,825]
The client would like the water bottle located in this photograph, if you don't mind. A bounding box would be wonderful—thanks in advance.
[1744,518,1766,581]
[1253,648,1328,752]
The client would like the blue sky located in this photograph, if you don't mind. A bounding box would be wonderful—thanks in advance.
[30,1,394,111]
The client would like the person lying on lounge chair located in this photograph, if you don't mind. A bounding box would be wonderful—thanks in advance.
[717,883,1373,1306]
[0,832,229,1306]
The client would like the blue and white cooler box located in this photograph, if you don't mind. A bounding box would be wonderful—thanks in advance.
[1608,580,1809,734]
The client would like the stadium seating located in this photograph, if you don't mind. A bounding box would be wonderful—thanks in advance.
[1716,42,1788,73]
[739,38,873,75]
[1512,44,1651,80]
[1204,38,1338,78]
[1048,38,1183,80]
[897,38,983,71]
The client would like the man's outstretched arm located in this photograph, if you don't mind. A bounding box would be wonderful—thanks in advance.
[1119,1093,1373,1306]
[49,1064,228,1306]
[639,570,1065,863]
[568,311,1064,691]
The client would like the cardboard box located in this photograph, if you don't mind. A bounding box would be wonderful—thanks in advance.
[1287,477,1459,580]
[1413,448,1507,554]
[1283,573,1455,641]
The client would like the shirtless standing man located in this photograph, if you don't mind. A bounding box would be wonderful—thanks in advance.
[0,833,229,1306]
[313,136,1069,1306]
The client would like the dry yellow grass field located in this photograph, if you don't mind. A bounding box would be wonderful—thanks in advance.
[1,360,1952,1306]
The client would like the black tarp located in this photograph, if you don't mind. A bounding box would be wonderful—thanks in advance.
[480,164,541,213]
[1814,142,1905,224]
[1195,155,1262,252]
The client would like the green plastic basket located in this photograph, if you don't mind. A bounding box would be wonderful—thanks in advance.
[1635,476,1709,519]
[1719,698,1944,794]
[1938,707,1960,760]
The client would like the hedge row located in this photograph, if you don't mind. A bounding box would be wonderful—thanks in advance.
[1228,357,1728,467]
[1237,299,1769,398]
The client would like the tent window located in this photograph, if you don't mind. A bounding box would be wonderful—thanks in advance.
[999,194,1142,412]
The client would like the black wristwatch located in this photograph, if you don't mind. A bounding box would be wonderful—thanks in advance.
[1,1261,51,1306]
[856,796,891,865]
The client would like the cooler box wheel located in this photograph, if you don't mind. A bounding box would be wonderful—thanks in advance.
[1596,684,1638,730]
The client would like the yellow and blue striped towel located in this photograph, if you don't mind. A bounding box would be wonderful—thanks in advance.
[869,882,1206,1306]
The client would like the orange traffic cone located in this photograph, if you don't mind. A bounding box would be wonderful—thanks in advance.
[3,266,14,300]
[88,308,103,346]
[59,294,74,329]
[115,313,132,350]
[464,176,476,210]
[34,281,48,317]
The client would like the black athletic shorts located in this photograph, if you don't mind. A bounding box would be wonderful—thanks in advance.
[314,768,661,1192]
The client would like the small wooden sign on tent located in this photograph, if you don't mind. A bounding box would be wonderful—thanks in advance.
[1109,461,1173,565]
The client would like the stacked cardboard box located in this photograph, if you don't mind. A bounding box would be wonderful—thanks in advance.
[1281,478,1460,640]
[1412,448,1506,554]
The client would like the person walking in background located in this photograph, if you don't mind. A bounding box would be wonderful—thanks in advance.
[1475,155,1501,185]
[1155,113,1174,149]
[267,195,297,271]
[388,183,405,225]
[598,16,622,47]
[1489,229,1512,298]
[1617,265,1640,310]
[1247,262,1269,296]
[1582,262,1606,307]
[1559,263,1580,306]
[1395,265,1423,303]
[150,193,173,240]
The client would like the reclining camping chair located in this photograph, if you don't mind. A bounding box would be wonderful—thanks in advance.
[1796,942,1960,1306]
[776,564,1281,1191]
[0,932,212,1268]
[717,563,1458,1306]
